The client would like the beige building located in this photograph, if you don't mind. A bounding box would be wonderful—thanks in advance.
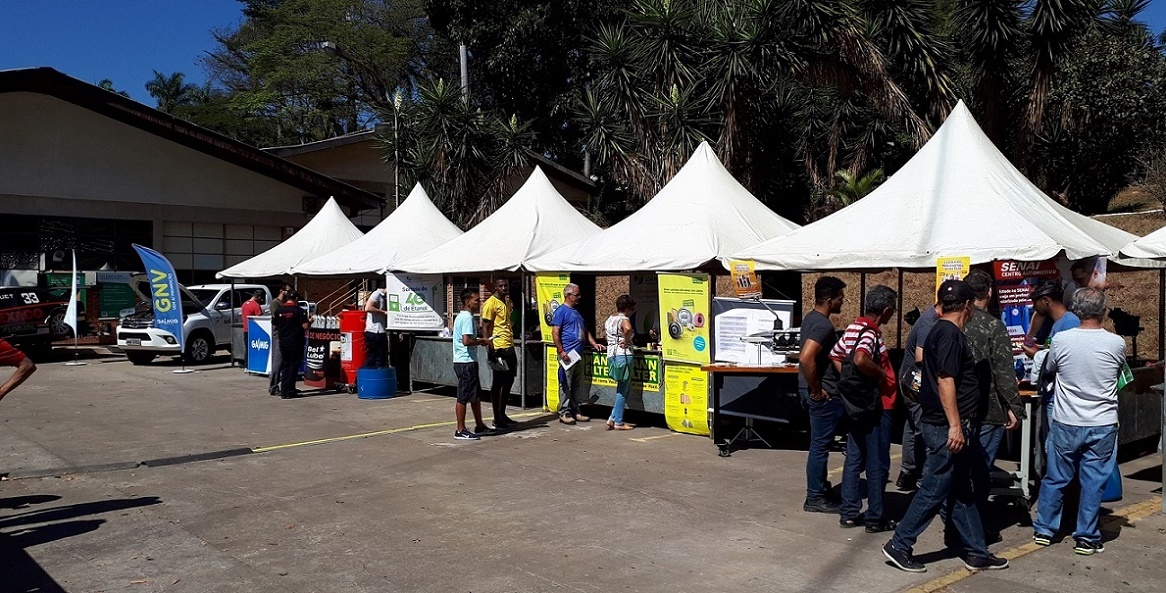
[0,67,382,286]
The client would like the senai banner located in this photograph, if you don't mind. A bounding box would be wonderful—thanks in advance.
[132,244,185,352]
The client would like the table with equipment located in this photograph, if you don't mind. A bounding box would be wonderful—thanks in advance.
[703,363,802,456]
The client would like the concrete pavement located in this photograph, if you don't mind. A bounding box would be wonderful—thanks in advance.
[1,352,1163,592]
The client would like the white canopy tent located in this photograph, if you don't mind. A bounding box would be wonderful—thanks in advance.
[527,141,800,272]
[394,167,601,274]
[1120,225,1166,261]
[293,184,463,275]
[733,101,1137,271]
[217,196,365,279]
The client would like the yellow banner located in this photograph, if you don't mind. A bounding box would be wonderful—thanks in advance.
[545,347,663,412]
[658,272,711,365]
[728,259,762,299]
[545,345,560,412]
[535,273,571,343]
[936,256,971,293]
[664,362,709,436]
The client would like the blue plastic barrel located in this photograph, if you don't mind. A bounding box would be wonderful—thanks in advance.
[357,367,396,400]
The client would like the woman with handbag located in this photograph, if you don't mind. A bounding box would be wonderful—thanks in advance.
[605,294,636,430]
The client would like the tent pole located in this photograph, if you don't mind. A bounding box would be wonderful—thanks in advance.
[520,270,527,410]
[230,279,237,367]
[896,269,904,349]
[859,273,867,312]
[1159,269,1164,362]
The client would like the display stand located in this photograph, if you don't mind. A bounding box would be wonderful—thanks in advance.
[726,417,771,451]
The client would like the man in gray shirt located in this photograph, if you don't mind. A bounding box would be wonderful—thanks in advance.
[1032,287,1125,556]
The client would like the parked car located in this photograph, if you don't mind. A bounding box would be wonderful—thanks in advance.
[117,280,273,365]
[0,286,87,350]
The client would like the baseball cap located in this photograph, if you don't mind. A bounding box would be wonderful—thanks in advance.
[938,280,976,304]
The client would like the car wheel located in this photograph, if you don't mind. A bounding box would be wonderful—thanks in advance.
[185,333,213,364]
[48,310,71,338]
[126,351,157,365]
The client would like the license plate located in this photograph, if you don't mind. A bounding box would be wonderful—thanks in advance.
[36,327,50,334]
[126,338,142,346]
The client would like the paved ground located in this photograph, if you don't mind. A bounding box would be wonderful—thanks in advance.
[1,349,1163,593]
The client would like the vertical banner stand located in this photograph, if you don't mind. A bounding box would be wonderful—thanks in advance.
[64,250,86,366]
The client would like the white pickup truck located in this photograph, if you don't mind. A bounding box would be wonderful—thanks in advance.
[117,282,274,365]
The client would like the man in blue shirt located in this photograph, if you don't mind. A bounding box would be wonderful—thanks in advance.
[1023,280,1081,447]
[551,283,604,425]
[452,287,493,440]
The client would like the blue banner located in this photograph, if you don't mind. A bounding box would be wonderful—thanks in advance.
[132,244,185,352]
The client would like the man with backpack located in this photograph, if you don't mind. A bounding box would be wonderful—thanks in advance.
[827,285,898,533]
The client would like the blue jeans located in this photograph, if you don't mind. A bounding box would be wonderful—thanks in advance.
[980,424,1005,469]
[608,354,632,425]
[891,422,989,558]
[900,399,925,477]
[941,424,1003,531]
[1033,420,1118,542]
[801,388,846,500]
[840,410,892,521]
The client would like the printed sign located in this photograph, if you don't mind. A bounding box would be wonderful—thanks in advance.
[544,346,662,412]
[658,272,711,365]
[384,273,445,331]
[728,259,762,299]
[935,256,971,293]
[132,244,184,351]
[536,273,571,342]
[664,362,709,436]
[305,325,341,383]
[247,317,272,374]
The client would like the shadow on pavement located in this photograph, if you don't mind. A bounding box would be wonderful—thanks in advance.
[0,496,161,593]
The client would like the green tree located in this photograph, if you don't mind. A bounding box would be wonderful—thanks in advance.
[96,78,130,98]
[145,71,202,113]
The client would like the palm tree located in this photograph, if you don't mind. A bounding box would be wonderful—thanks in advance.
[96,79,130,98]
[831,168,885,207]
[145,71,201,113]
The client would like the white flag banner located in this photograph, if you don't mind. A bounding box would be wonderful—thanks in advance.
[64,250,79,338]
[384,272,445,331]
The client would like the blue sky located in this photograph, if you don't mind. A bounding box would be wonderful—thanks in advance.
[1,1,1164,107]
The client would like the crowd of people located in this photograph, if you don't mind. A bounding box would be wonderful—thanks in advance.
[797,273,1128,573]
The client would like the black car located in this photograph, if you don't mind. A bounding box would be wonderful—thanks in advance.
[0,287,84,347]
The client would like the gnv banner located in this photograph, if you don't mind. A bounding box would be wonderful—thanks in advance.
[384,273,444,331]
[132,244,185,352]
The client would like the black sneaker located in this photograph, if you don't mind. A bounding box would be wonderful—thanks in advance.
[1074,538,1104,555]
[883,541,926,573]
[840,516,864,529]
[803,497,840,513]
[498,415,519,427]
[963,554,1009,571]
[865,519,897,534]
[453,429,480,441]
[1033,532,1053,546]
[474,424,496,435]
[895,472,918,492]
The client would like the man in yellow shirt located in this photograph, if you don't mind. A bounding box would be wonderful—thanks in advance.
[481,279,517,429]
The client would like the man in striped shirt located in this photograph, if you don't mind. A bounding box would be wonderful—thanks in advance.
[829,285,898,533]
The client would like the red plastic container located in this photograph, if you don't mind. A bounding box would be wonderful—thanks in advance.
[339,310,368,388]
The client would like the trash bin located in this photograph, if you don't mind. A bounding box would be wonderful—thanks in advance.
[231,323,245,366]
[339,310,368,392]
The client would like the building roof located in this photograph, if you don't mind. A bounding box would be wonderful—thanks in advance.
[0,67,383,212]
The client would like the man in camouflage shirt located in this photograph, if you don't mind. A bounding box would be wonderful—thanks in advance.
[948,269,1025,543]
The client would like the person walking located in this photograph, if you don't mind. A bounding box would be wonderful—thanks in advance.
[364,284,389,369]
[830,285,897,533]
[604,294,636,431]
[452,287,493,440]
[481,279,518,429]
[272,291,311,399]
[551,283,604,425]
[798,276,846,513]
[0,337,36,403]
[1032,287,1125,556]
[896,301,940,492]
[883,280,1008,573]
[268,282,292,395]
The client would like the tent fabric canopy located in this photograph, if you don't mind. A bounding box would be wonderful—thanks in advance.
[733,101,1136,271]
[393,166,601,274]
[217,196,364,279]
[1121,225,1166,260]
[293,184,463,275]
[527,141,800,272]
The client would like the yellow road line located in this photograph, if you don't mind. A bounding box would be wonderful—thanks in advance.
[629,433,684,443]
[903,494,1163,593]
[252,411,551,453]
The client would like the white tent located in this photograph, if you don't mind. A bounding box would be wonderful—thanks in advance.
[733,101,1136,271]
[393,167,602,273]
[217,196,364,279]
[527,141,800,272]
[293,184,463,275]
[1120,225,1166,260]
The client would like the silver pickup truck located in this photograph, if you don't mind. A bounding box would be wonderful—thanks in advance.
[117,282,273,365]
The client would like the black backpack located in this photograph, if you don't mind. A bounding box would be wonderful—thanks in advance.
[833,326,883,421]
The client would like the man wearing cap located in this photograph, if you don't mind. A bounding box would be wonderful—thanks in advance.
[883,280,1008,573]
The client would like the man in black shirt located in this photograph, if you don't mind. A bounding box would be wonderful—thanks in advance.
[273,291,311,399]
[268,282,293,395]
[884,280,1008,573]
[798,276,846,513]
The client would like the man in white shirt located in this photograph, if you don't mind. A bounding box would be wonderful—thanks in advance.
[1032,287,1125,556]
[364,285,389,368]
